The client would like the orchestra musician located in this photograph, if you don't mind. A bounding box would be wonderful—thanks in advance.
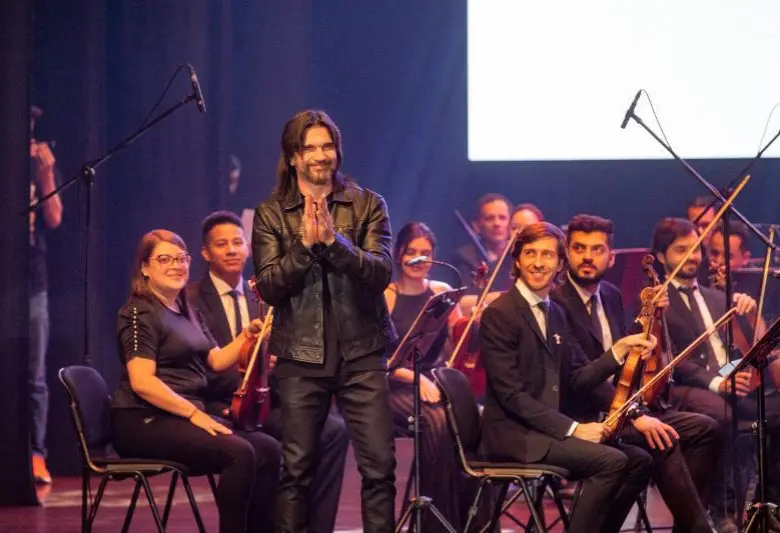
[252,110,397,532]
[111,229,281,533]
[479,222,659,533]
[451,193,514,296]
[652,217,780,531]
[384,222,479,529]
[510,202,544,233]
[552,214,720,532]
[188,210,349,533]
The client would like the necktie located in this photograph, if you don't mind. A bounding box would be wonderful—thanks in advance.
[677,285,717,363]
[228,289,243,339]
[589,293,604,348]
[537,300,549,342]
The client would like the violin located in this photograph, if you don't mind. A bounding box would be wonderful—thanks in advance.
[638,256,673,409]
[229,279,273,431]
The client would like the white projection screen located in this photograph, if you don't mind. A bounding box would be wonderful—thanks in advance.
[468,1,780,161]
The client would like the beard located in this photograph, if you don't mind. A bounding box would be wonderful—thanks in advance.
[673,261,700,280]
[300,163,334,186]
[568,264,606,288]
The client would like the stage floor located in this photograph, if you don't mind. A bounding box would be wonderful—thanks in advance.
[0,440,673,532]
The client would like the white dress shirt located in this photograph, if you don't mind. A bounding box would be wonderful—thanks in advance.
[567,273,614,351]
[209,272,251,340]
[670,279,728,393]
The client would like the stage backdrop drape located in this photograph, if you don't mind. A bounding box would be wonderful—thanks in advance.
[14,0,780,480]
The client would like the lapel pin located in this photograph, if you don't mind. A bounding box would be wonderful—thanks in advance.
[553,333,562,345]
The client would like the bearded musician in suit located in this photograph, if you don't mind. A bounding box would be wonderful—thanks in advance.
[187,210,349,533]
[552,214,720,532]
[479,222,659,533]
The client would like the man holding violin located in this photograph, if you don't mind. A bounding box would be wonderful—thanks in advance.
[188,210,349,533]
[552,213,721,532]
[479,221,661,533]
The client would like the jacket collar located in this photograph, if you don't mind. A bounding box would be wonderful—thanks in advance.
[282,181,354,211]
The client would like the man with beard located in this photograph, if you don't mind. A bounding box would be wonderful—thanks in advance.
[480,222,659,533]
[552,214,721,532]
[652,217,780,532]
[452,193,514,295]
[188,210,350,533]
[252,110,397,532]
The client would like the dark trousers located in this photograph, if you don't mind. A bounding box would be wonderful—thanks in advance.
[264,411,349,533]
[621,409,720,532]
[112,408,281,533]
[672,386,780,514]
[29,290,49,457]
[276,370,396,533]
[540,438,651,533]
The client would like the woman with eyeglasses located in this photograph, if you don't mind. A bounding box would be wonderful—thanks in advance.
[110,229,281,533]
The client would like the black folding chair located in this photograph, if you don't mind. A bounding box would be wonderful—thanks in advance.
[431,367,573,532]
[58,365,215,533]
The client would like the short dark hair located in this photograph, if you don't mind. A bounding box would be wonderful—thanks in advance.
[712,221,750,252]
[475,193,512,220]
[202,210,243,244]
[566,214,614,247]
[686,196,713,212]
[511,222,567,279]
[512,202,544,221]
[394,222,437,265]
[652,217,697,255]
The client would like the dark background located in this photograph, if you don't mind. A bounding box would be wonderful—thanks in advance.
[2,1,779,501]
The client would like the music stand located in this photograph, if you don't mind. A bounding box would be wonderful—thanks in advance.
[725,317,780,532]
[390,287,465,533]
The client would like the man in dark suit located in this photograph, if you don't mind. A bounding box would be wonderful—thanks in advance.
[479,222,658,533]
[652,217,780,532]
[553,214,720,532]
[189,210,349,533]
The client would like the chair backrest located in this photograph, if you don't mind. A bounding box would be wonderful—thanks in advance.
[58,366,112,463]
[431,367,481,461]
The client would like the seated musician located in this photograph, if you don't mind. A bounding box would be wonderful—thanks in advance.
[510,202,544,233]
[552,214,720,532]
[188,211,349,533]
[111,229,280,533]
[479,222,657,533]
[384,222,482,529]
[451,193,514,301]
[652,217,780,531]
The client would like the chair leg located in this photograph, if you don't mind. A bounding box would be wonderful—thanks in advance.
[207,473,218,499]
[486,481,511,532]
[87,476,110,528]
[81,468,90,533]
[181,475,207,533]
[464,478,488,533]
[161,470,179,527]
[519,477,548,533]
[548,479,571,530]
[121,479,143,533]
[137,474,166,533]
[633,492,653,533]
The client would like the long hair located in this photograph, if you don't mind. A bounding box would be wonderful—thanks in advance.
[130,229,197,323]
[275,110,346,201]
[394,222,437,267]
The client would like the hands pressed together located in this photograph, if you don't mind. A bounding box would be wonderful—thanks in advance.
[302,195,336,248]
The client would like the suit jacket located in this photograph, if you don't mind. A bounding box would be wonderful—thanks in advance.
[480,287,622,463]
[187,272,263,409]
[551,278,627,421]
[666,283,727,390]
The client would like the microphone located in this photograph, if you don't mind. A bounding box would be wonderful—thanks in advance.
[403,256,464,289]
[620,90,641,129]
[188,66,207,113]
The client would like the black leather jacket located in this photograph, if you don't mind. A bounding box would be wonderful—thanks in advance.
[252,181,397,365]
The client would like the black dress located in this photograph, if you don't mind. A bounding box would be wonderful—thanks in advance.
[111,295,281,533]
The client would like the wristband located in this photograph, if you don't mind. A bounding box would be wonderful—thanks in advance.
[187,407,198,420]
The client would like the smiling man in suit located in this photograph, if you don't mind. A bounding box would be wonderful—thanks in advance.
[479,221,658,533]
[188,210,349,533]
[552,213,720,532]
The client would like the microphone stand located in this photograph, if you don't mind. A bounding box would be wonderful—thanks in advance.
[27,90,200,366]
[623,96,777,528]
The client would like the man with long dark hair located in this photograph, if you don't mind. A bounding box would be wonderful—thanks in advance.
[253,110,397,532]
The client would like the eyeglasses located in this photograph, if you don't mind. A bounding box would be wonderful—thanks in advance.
[150,254,191,266]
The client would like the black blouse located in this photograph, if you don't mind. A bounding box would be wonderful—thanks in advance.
[112,295,217,411]
[390,287,450,373]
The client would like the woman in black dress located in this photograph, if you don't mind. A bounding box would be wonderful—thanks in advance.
[111,229,281,533]
[384,222,468,530]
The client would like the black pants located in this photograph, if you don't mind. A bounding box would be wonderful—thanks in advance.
[276,370,396,533]
[540,438,651,533]
[112,408,281,533]
[621,409,721,532]
[264,411,349,533]
[672,386,780,516]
